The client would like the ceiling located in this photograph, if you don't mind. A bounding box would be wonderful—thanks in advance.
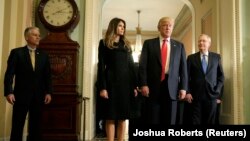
[102,0,185,31]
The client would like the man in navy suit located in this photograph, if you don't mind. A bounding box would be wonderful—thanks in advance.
[4,27,52,141]
[185,34,224,124]
[138,17,188,125]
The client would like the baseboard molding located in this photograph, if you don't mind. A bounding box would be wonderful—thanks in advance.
[0,135,26,141]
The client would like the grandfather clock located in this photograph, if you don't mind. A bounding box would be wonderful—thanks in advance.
[37,0,81,140]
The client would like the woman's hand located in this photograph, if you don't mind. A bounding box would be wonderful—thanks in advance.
[134,88,138,97]
[100,89,109,99]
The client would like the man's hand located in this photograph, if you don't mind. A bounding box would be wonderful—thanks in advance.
[178,90,186,100]
[44,94,52,104]
[6,94,15,105]
[185,93,193,103]
[141,86,149,97]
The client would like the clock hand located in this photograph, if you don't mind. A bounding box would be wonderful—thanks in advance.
[52,7,68,15]
[57,11,72,14]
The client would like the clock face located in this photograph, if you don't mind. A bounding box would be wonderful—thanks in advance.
[43,0,74,27]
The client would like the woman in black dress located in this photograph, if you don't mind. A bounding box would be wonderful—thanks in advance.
[97,17,138,141]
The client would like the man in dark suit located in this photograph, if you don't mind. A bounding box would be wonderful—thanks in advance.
[185,34,224,124]
[4,27,52,141]
[138,17,188,125]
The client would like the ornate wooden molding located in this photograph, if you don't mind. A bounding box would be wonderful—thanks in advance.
[173,5,192,38]
[50,54,73,79]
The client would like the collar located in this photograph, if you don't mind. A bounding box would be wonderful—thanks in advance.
[27,46,36,51]
[159,36,170,42]
[200,51,209,56]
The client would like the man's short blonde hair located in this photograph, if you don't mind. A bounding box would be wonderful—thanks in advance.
[157,17,175,30]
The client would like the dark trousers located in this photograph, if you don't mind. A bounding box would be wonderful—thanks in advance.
[176,101,193,125]
[192,98,217,125]
[10,100,43,141]
[141,75,178,125]
[215,103,221,125]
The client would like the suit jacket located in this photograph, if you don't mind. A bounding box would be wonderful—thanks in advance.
[4,46,52,105]
[187,52,224,100]
[139,37,188,100]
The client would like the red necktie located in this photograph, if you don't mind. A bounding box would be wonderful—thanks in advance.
[161,39,167,81]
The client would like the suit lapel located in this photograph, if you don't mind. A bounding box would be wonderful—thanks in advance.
[35,49,43,72]
[34,50,38,71]
[207,52,213,73]
[169,39,181,74]
[168,39,176,72]
[194,52,204,74]
[25,46,41,72]
[24,46,34,71]
[154,38,162,66]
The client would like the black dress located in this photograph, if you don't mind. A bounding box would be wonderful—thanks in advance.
[97,39,137,120]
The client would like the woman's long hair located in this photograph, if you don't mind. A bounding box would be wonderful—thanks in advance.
[104,17,131,52]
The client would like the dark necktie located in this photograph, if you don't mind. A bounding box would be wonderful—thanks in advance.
[202,54,207,73]
[161,39,167,81]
